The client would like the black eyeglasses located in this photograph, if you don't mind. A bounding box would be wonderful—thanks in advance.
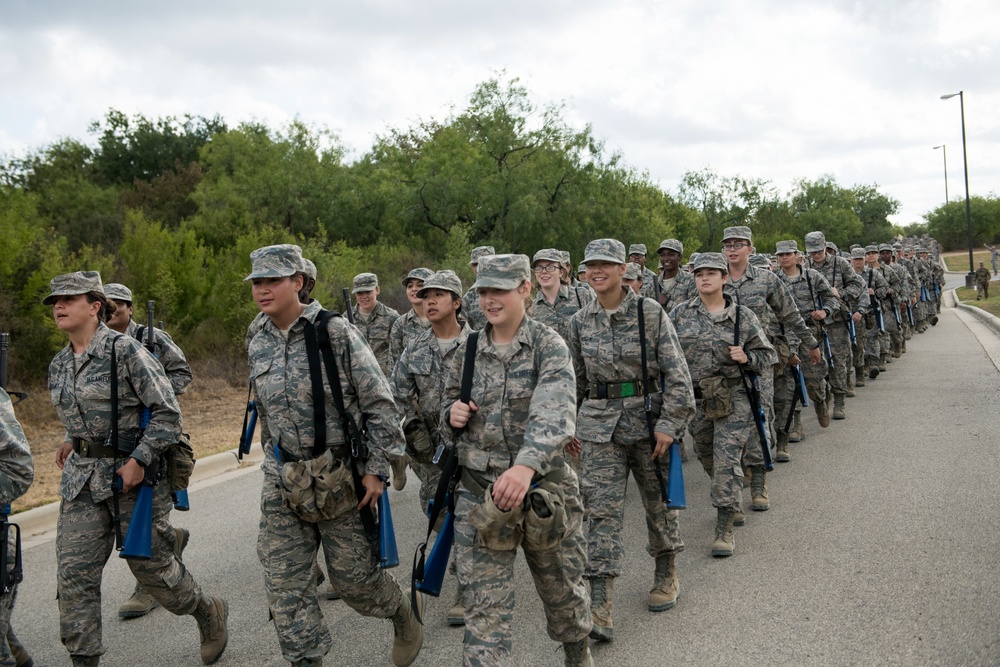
[722,242,749,251]
[533,265,560,274]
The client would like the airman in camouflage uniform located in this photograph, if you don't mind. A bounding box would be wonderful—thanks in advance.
[46,271,227,667]
[670,253,775,555]
[628,244,661,297]
[246,245,421,667]
[531,249,593,344]
[882,245,912,352]
[104,282,194,620]
[646,239,695,309]
[461,246,495,331]
[976,262,992,300]
[622,262,643,294]
[350,273,400,378]
[862,247,893,374]
[874,244,905,360]
[246,257,319,348]
[569,239,695,642]
[443,254,593,667]
[0,387,35,667]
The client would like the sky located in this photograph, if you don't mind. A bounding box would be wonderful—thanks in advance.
[1,0,998,228]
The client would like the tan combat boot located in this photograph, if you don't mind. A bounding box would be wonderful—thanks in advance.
[391,593,424,667]
[391,455,408,491]
[749,466,770,511]
[854,366,865,387]
[192,596,229,665]
[71,657,100,667]
[878,354,888,372]
[447,582,465,626]
[648,553,679,612]
[788,411,804,443]
[563,638,595,667]
[775,430,790,463]
[832,394,846,420]
[711,508,735,557]
[846,374,855,397]
[588,577,614,642]
[119,584,159,619]
[815,393,831,428]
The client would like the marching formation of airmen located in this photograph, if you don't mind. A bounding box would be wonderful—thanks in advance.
[0,229,946,667]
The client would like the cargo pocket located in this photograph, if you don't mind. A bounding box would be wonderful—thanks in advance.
[467,485,524,551]
[521,485,566,552]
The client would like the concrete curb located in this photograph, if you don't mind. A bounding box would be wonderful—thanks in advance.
[17,446,264,550]
[951,289,1000,337]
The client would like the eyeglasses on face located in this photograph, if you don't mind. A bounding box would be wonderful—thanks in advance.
[722,242,749,251]
[533,265,560,274]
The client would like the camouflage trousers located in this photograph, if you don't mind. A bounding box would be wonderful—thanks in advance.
[800,341,831,406]
[581,411,684,580]
[854,321,868,368]
[410,459,442,516]
[57,484,204,658]
[0,527,20,667]
[257,477,403,664]
[862,318,883,363]
[773,365,798,436]
[691,392,755,511]
[453,470,590,667]
[827,321,851,394]
[746,370,772,468]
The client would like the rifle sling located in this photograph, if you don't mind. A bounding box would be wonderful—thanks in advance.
[636,298,669,504]
[110,337,123,551]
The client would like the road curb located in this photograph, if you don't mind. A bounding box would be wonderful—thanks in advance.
[949,289,1000,337]
[16,446,264,549]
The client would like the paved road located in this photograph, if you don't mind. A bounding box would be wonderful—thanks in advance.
[11,300,1000,666]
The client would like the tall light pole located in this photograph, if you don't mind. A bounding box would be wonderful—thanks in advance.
[932,144,949,204]
[940,91,974,286]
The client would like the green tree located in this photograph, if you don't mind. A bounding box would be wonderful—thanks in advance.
[924,196,1000,250]
[789,175,862,246]
[850,183,899,246]
[677,168,770,251]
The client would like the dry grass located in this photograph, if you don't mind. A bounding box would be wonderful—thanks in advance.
[942,249,996,273]
[11,360,250,513]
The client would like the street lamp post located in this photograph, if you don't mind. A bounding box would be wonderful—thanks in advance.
[940,91,974,287]
[932,144,948,204]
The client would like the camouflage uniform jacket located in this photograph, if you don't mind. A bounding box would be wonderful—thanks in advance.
[390,323,472,437]
[0,388,34,506]
[808,255,865,319]
[891,262,913,301]
[639,266,659,293]
[125,319,192,395]
[975,267,992,285]
[531,284,593,343]
[874,264,900,308]
[642,270,696,310]
[724,263,819,350]
[669,296,777,384]
[775,267,841,322]
[442,316,576,481]
[461,287,487,331]
[388,309,431,372]
[859,266,890,308]
[352,301,400,376]
[568,290,695,442]
[49,323,181,502]
[249,301,403,481]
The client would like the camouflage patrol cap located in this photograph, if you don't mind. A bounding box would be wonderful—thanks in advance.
[878,244,893,252]
[103,283,133,303]
[722,226,752,242]
[584,238,627,264]
[402,267,434,286]
[687,252,701,266]
[657,239,684,255]
[43,271,104,305]
[916,246,929,254]
[301,258,317,281]
[624,263,642,280]
[864,244,879,254]
[469,246,495,265]
[804,231,826,253]
[558,250,571,264]
[352,272,379,294]
[245,244,304,281]
[531,248,564,267]
[749,254,771,269]
[472,254,531,290]
[826,242,839,253]
[775,240,798,255]
[892,242,903,250]
[417,269,463,299]
[692,252,728,273]
[577,263,587,273]
[628,244,647,256]
[851,247,866,259]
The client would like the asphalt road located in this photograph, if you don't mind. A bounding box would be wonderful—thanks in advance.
[12,299,1000,667]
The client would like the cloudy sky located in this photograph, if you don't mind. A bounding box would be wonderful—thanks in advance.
[1,0,997,227]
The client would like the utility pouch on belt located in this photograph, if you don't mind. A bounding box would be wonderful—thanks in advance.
[521,482,567,552]
[467,483,524,551]
[164,433,196,491]
[770,333,791,375]
[403,417,435,464]
[698,376,732,420]
[279,449,356,523]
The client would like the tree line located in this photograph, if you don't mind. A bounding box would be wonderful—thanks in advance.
[1,74,981,381]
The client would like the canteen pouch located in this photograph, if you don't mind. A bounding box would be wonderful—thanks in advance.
[769,333,792,376]
[403,417,435,464]
[164,433,196,491]
[279,449,356,523]
[698,376,732,420]
[520,484,566,552]
[467,484,524,551]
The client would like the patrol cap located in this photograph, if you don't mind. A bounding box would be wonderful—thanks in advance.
[301,258,317,281]
[469,246,495,265]
[865,244,879,254]
[43,271,104,305]
[878,244,893,252]
[692,252,728,273]
[749,254,771,269]
[916,246,929,254]
[245,244,304,281]
[402,267,434,286]
[892,242,903,250]
[826,242,839,253]
[804,231,826,253]
[103,283,133,303]
[584,238,627,264]
[471,254,531,290]
[577,263,587,273]
[851,247,866,259]
[624,263,642,280]
[628,244,647,256]
[687,252,701,266]
[417,270,463,299]
[657,239,684,255]
[775,240,798,255]
[558,250,571,265]
[352,272,379,294]
[531,248,564,267]
[722,226,752,242]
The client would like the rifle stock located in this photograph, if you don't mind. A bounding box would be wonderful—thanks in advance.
[120,460,158,560]
[378,481,399,568]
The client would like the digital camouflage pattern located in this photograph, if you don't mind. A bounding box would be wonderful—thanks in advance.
[125,319,193,396]
[387,309,431,373]
[0,388,33,667]
[808,252,865,395]
[249,300,406,663]
[442,315,590,665]
[461,288,488,331]
[669,297,776,509]
[568,291,695,577]
[531,283,593,343]
[642,269,696,309]
[471,254,531,291]
[353,300,401,377]
[42,270,104,305]
[244,243,304,280]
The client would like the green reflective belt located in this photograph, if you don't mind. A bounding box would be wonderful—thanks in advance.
[588,380,657,400]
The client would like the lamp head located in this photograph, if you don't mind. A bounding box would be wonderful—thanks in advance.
[940,92,961,100]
